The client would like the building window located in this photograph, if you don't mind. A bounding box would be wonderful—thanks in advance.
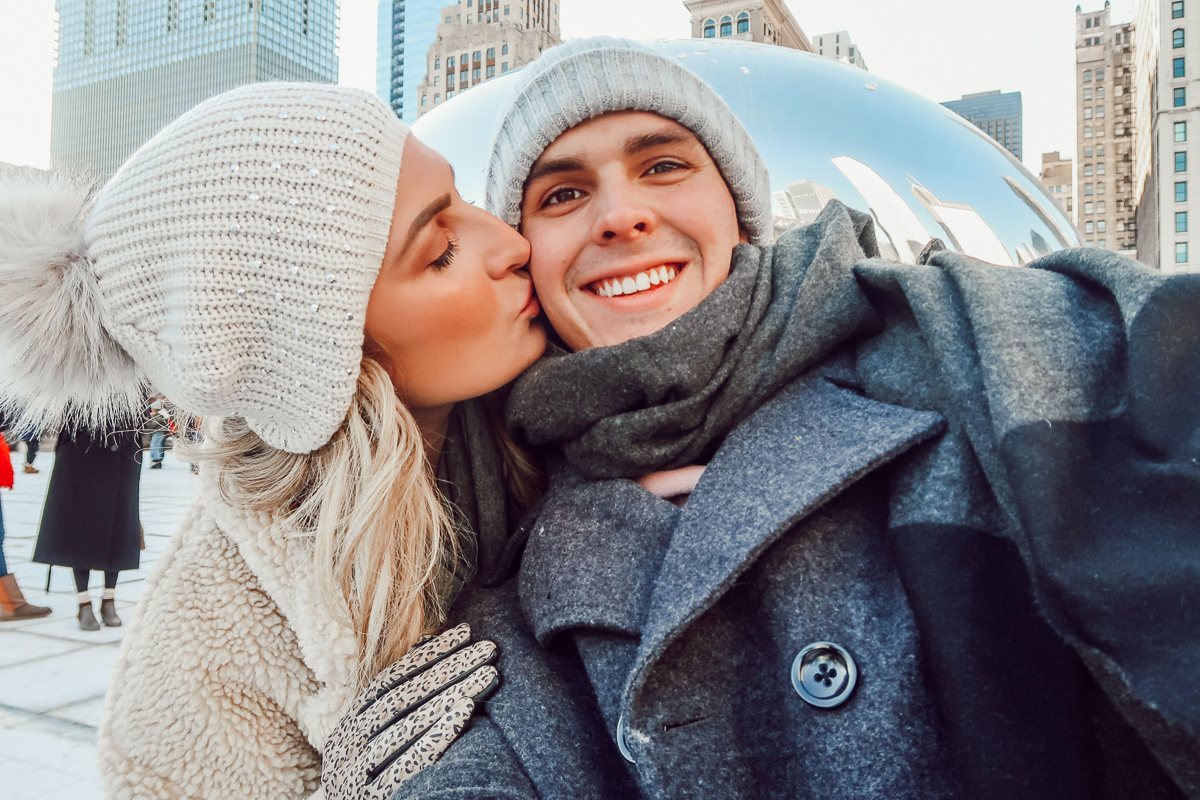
[1176,57,1187,77]
[1085,182,1095,195]
[1085,221,1095,233]
[487,47,495,58]
[447,73,454,87]
[1174,0,1185,17]
[1178,151,1189,171]
[505,4,510,13]
[460,70,468,84]
[1085,126,1094,139]
[1176,87,1188,107]
[435,57,441,69]
[448,56,455,68]
[720,15,732,36]
[434,75,440,86]
[1178,211,1189,231]
[1177,181,1189,201]
[1096,68,1105,80]
[422,95,428,106]
[1085,146,1094,157]
[737,12,749,34]
[486,64,495,77]
[447,90,454,98]
[1084,107,1093,119]
[1085,165,1094,177]
[1097,86,1106,98]
[1084,88,1093,100]
[1085,201,1095,214]
[473,51,481,62]
[1097,162,1106,175]
[1175,28,1186,48]
[434,93,441,103]
[501,61,508,72]
[1177,242,1189,262]
[1177,121,1189,141]
[1097,220,1107,232]
[502,44,508,55]
[1098,181,1107,193]
[1098,201,1107,212]
[703,19,716,37]
[1086,17,1092,27]
[473,67,481,80]
[1084,69,1093,82]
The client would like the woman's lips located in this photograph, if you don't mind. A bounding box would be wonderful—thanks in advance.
[520,283,541,318]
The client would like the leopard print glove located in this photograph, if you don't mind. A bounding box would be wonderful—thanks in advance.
[322,623,500,800]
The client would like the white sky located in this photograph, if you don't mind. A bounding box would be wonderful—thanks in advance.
[0,0,1136,175]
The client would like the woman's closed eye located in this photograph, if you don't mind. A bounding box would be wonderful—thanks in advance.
[430,237,458,270]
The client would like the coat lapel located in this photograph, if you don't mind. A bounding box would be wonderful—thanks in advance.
[628,373,945,694]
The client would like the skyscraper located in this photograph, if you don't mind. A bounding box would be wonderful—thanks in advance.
[941,90,1024,161]
[414,0,562,119]
[1041,151,1076,221]
[1134,0,1198,271]
[52,0,337,179]
[1075,3,1136,255]
[377,1,443,123]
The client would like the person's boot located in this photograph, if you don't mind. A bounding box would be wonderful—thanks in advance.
[99,598,122,627]
[0,574,52,621]
[78,602,100,631]
[22,463,38,474]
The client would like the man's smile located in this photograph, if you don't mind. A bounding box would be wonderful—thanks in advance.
[588,263,683,297]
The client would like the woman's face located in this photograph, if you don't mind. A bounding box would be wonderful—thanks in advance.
[364,136,545,414]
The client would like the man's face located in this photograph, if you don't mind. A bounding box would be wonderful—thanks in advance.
[520,111,745,351]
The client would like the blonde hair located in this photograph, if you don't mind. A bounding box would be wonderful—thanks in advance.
[188,357,460,689]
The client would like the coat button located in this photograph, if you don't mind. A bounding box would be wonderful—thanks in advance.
[791,641,857,708]
[616,714,636,763]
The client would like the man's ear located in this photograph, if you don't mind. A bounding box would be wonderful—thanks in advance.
[738,225,750,244]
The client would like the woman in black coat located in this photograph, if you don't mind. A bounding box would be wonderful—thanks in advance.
[33,425,141,630]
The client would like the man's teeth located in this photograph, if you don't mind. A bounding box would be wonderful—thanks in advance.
[595,265,678,298]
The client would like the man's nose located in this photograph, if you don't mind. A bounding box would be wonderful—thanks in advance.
[592,182,656,244]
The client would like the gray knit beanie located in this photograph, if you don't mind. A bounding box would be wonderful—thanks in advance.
[0,82,407,454]
[485,36,771,246]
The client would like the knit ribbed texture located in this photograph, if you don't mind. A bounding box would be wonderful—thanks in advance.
[485,37,772,246]
[86,83,408,453]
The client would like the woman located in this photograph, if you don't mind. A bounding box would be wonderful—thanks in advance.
[0,83,545,798]
[0,428,52,621]
[32,421,141,630]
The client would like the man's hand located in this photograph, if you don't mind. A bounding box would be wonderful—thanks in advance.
[322,623,499,799]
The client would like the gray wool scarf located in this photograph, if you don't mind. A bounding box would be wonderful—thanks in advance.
[506,201,882,480]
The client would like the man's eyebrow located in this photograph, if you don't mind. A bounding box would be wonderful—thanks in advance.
[525,157,587,187]
[621,130,695,157]
[401,192,452,254]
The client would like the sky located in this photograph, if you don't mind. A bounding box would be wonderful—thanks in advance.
[0,0,1137,176]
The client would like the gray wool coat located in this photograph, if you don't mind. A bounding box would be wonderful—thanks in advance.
[391,209,1199,800]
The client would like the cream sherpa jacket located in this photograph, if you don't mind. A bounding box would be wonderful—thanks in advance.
[99,470,360,799]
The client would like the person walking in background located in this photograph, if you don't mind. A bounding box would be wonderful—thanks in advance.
[143,395,170,469]
[32,424,141,630]
[0,429,51,621]
[19,428,40,474]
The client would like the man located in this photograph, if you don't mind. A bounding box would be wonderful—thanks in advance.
[385,38,1199,799]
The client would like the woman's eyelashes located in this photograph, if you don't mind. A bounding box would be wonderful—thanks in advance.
[430,237,458,270]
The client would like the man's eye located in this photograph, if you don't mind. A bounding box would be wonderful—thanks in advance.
[646,161,684,175]
[544,188,583,207]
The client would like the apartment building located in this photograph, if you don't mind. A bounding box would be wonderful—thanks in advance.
[415,0,561,118]
[683,0,812,51]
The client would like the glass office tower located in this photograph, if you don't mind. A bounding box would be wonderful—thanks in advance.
[376,0,441,123]
[53,0,338,178]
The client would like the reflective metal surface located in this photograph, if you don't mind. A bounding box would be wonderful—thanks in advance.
[413,39,1080,265]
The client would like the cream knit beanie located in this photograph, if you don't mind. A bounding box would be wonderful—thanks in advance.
[485,37,772,246]
[0,82,408,454]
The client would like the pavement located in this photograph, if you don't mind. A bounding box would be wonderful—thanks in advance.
[0,446,198,800]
